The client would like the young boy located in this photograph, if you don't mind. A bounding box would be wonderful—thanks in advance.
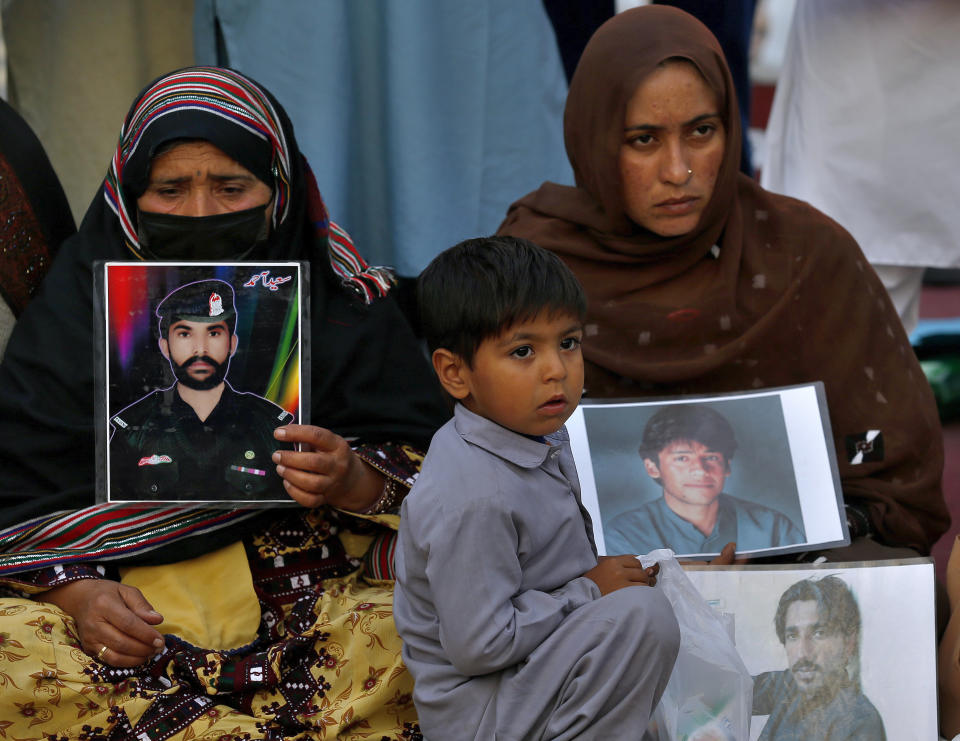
[393,236,680,740]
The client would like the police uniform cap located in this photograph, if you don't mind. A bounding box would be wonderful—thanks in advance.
[157,279,236,326]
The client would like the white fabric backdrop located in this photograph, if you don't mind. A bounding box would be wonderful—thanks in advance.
[762,0,960,269]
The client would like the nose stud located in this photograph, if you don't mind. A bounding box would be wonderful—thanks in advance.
[687,169,693,175]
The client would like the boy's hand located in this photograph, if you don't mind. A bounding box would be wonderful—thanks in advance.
[584,555,659,595]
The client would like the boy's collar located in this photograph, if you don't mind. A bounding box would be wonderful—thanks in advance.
[452,403,566,469]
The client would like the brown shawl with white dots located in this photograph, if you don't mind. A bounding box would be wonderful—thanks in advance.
[498,5,947,552]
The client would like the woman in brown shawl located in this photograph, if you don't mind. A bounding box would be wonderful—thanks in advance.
[498,5,948,556]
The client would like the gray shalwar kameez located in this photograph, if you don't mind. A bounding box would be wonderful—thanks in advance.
[394,404,680,740]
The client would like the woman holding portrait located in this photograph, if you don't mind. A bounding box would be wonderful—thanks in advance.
[498,5,948,558]
[0,67,447,738]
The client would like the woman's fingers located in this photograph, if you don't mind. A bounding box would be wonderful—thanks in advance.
[281,477,329,508]
[273,425,354,499]
[118,583,164,626]
[275,449,344,480]
[43,580,164,667]
[710,542,737,565]
[86,620,160,667]
[274,424,344,454]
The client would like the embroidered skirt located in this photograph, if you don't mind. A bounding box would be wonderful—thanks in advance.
[0,510,420,740]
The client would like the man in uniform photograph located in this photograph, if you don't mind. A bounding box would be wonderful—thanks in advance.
[752,575,886,740]
[109,278,295,501]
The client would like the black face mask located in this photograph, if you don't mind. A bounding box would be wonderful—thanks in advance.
[136,204,270,261]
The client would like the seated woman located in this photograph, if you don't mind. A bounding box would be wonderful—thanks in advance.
[0,67,448,738]
[498,5,949,558]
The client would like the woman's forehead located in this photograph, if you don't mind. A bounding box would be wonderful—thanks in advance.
[148,141,261,180]
[624,61,722,121]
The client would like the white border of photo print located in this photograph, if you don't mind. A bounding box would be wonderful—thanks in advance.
[566,382,848,559]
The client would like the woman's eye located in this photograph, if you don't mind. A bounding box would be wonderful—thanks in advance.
[629,133,654,147]
[511,346,532,359]
[560,337,581,351]
[692,123,716,138]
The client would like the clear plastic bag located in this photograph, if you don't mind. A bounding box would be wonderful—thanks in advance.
[639,549,753,741]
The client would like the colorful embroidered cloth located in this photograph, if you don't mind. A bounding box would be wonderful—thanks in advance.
[0,442,424,739]
[0,509,420,740]
[0,504,260,576]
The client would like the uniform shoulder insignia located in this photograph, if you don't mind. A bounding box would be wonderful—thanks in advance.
[111,389,165,428]
[240,390,296,424]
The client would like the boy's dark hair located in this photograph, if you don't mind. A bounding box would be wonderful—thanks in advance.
[418,235,587,365]
[639,404,737,462]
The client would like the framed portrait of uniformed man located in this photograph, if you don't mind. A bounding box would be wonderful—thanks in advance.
[94,261,308,504]
[683,559,938,741]
[566,383,849,559]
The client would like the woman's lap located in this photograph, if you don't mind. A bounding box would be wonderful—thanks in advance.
[0,574,418,740]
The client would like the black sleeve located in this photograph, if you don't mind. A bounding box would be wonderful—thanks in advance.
[309,265,450,449]
[0,235,100,527]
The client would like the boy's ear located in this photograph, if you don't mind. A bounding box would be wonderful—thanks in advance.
[432,348,471,400]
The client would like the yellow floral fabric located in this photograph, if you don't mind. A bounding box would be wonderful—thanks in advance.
[0,508,420,740]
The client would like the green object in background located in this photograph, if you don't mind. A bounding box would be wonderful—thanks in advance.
[921,356,960,422]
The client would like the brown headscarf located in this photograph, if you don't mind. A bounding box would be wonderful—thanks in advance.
[498,5,948,552]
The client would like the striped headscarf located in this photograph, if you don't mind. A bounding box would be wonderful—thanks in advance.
[105,67,291,252]
[102,66,392,302]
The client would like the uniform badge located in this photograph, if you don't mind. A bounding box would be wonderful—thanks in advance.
[208,291,223,316]
[244,450,255,459]
[138,454,173,467]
